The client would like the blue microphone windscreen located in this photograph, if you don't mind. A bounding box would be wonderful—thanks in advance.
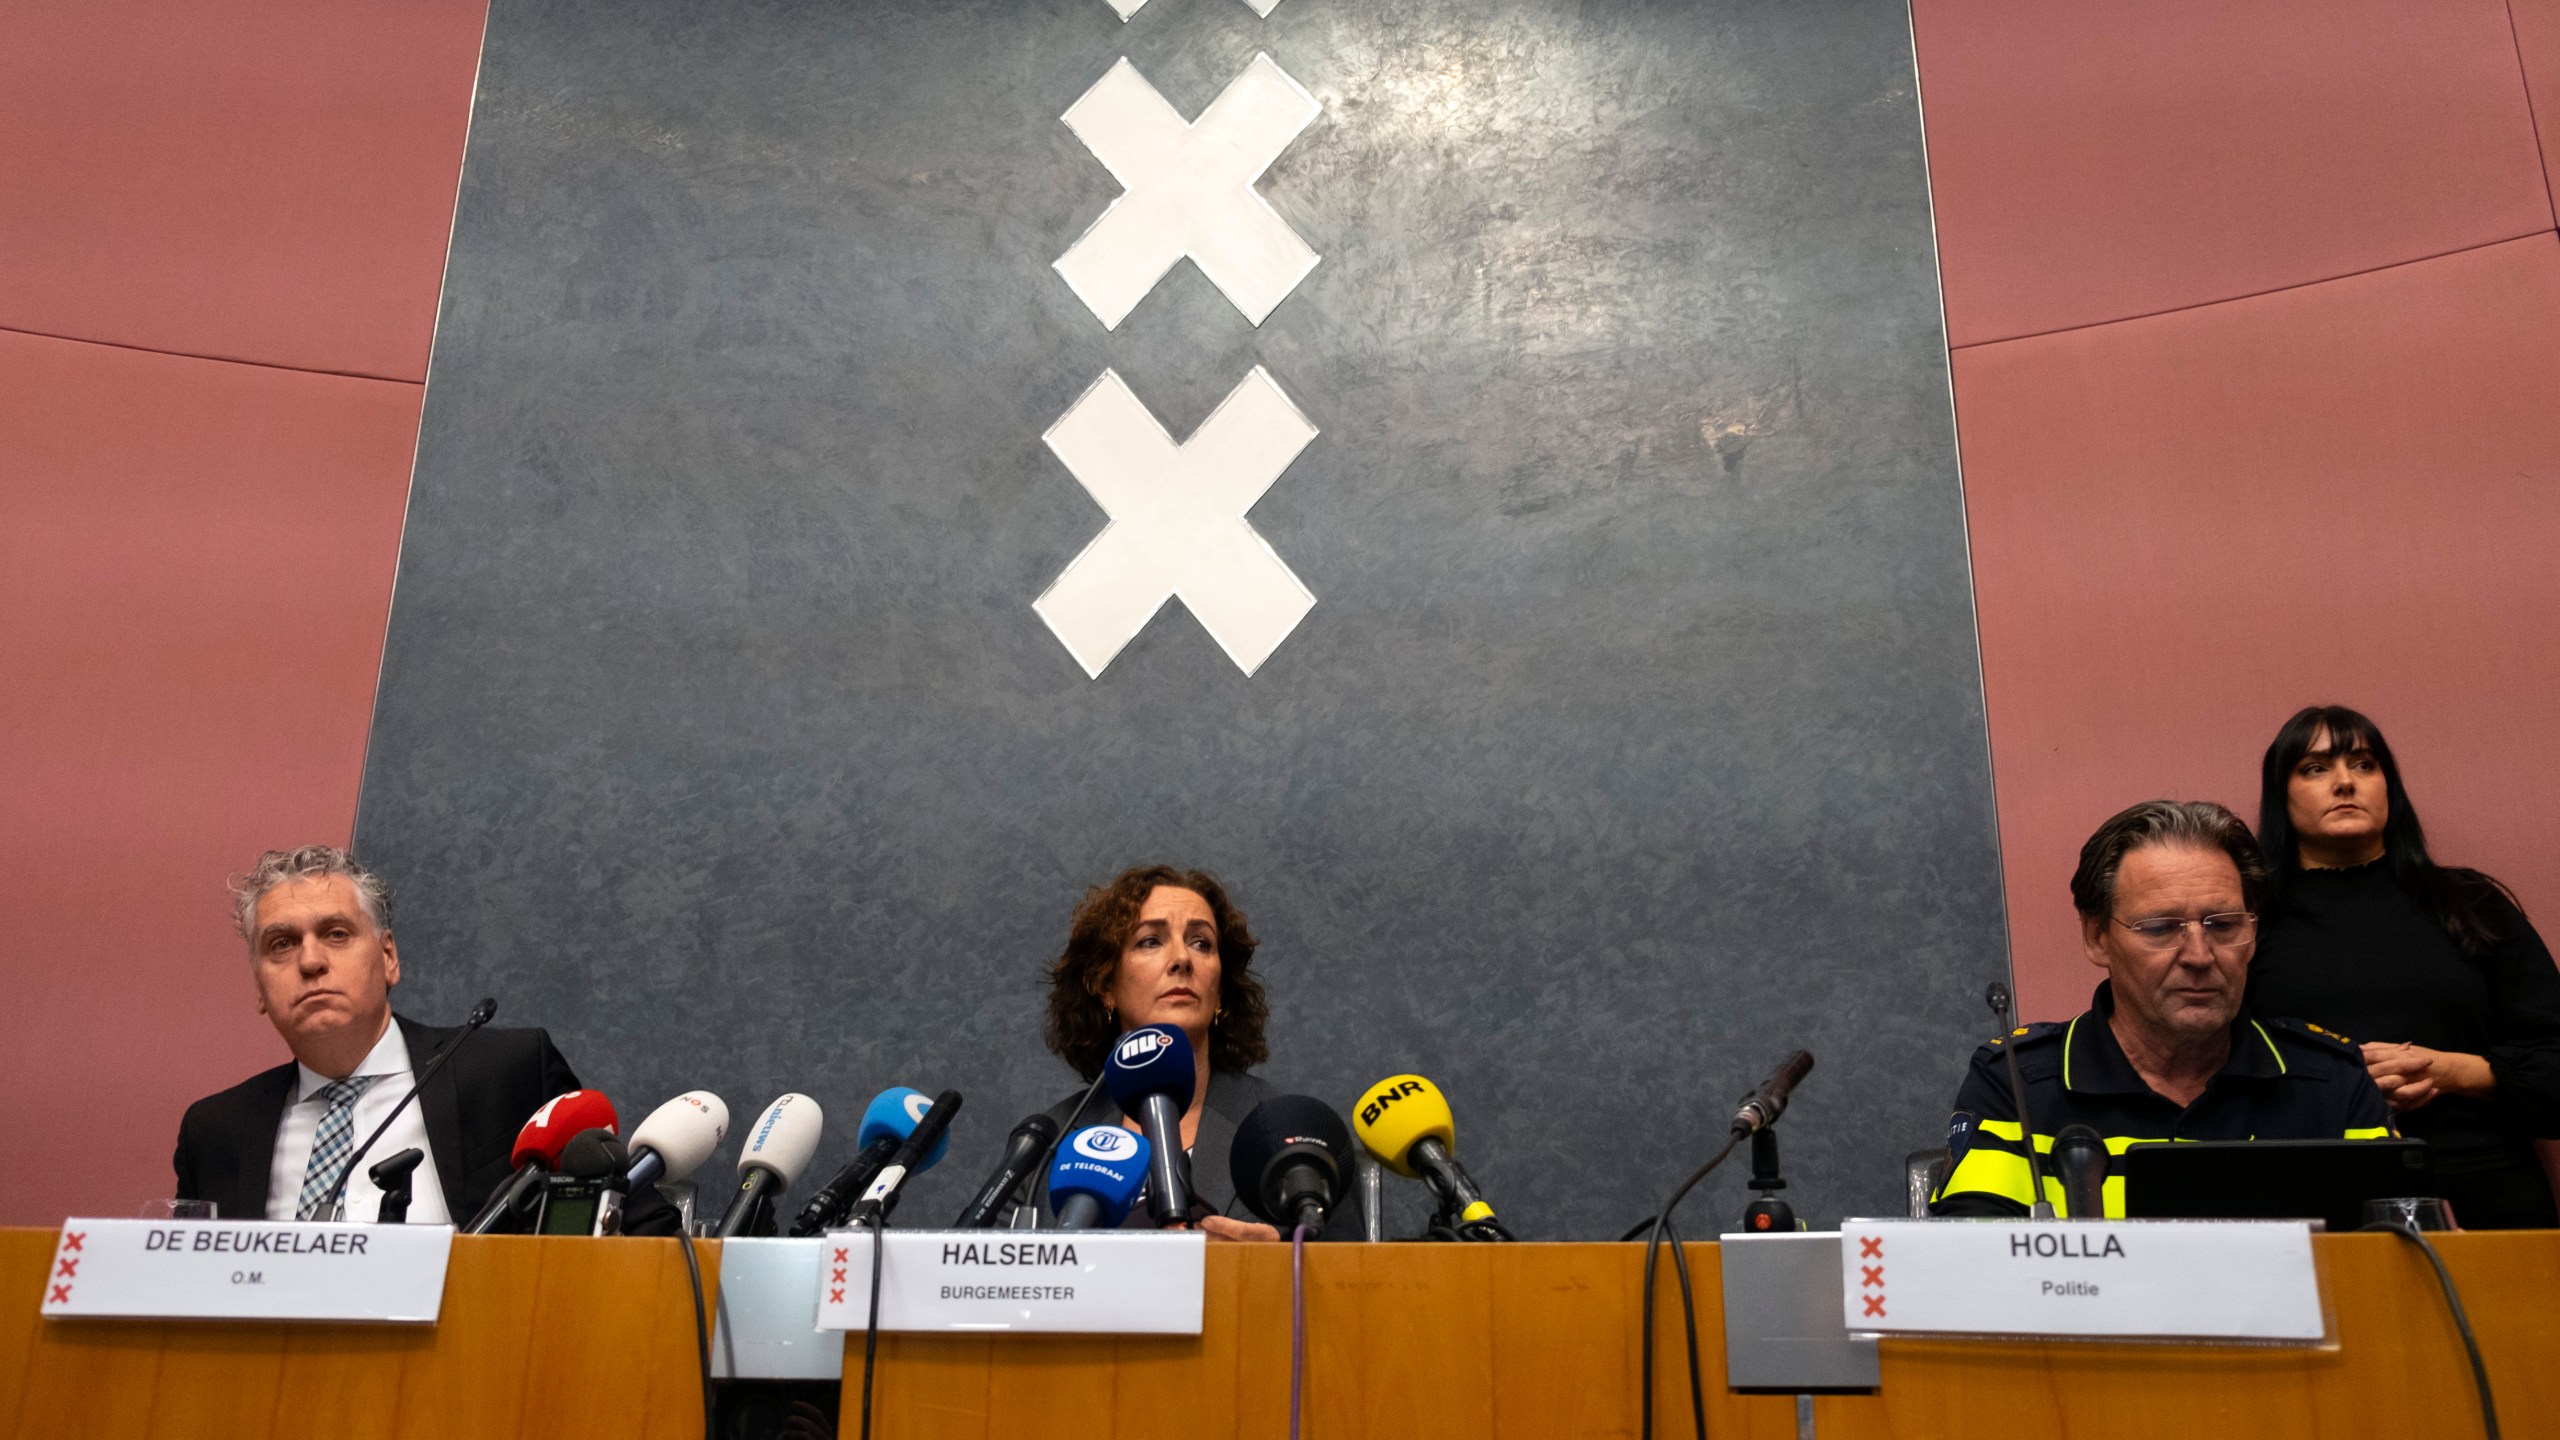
[857,1087,951,1170]
[1048,1126,1151,1227]
[1101,1025,1198,1114]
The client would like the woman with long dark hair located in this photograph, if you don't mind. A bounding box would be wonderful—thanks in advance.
[2248,705,2560,1228]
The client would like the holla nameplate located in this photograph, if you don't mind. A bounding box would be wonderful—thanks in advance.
[1838,1219,2323,1342]
[40,1219,453,1323]
[815,1229,1204,1333]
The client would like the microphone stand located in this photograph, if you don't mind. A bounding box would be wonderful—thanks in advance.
[327,997,498,1222]
[1984,983,2054,1219]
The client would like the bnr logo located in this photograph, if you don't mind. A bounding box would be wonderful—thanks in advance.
[1360,1080,1427,1128]
[1116,1029,1171,1067]
[1074,1128,1137,1161]
[904,1093,934,1123]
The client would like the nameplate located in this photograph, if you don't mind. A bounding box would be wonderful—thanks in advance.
[1838,1219,2322,1341]
[39,1219,453,1323]
[814,1230,1204,1333]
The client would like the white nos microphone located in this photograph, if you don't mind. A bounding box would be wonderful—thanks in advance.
[713,1093,824,1237]
[624,1091,731,1191]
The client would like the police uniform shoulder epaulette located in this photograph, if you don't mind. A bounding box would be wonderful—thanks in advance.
[2262,1015,2361,1058]
[1979,1021,2065,1053]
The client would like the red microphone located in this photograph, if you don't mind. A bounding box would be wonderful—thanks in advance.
[467,1090,620,1233]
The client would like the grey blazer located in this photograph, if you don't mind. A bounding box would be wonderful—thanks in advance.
[1029,1068,1276,1225]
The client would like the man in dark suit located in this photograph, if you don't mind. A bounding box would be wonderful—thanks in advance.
[173,845,648,1229]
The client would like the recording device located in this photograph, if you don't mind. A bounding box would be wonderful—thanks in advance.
[622,1090,729,1192]
[714,1093,824,1238]
[464,1088,621,1234]
[1731,1050,1815,1136]
[327,996,497,1221]
[1103,1026,1199,1227]
[790,1087,945,1237]
[2052,1125,2109,1220]
[1048,1126,1151,1230]
[952,1112,1064,1229]
[1985,982,2055,1219]
[1229,1095,1354,1237]
[366,1148,424,1225]
[537,1128,627,1237]
[846,1089,962,1226]
[1352,1073,1511,1241]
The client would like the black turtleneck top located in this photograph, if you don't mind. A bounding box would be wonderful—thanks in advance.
[2247,860,2560,1171]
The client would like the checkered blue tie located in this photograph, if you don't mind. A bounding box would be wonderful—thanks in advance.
[296,1075,383,1221]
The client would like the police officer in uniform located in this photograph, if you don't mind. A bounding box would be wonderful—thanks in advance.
[1934,800,2395,1218]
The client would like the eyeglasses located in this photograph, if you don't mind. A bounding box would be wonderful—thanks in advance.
[2112,912,2258,952]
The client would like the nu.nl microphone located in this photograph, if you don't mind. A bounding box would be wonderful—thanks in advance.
[1353,1073,1509,1240]
[952,1112,1063,1230]
[1230,1095,1353,1238]
[464,1088,619,1234]
[2052,1124,2110,1221]
[1049,1126,1151,1230]
[330,997,498,1220]
[846,1089,962,1226]
[622,1090,729,1192]
[790,1087,948,1236]
[1732,1050,1815,1136]
[714,1093,825,1238]
[1103,1026,1199,1227]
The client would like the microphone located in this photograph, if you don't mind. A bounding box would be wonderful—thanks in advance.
[1352,1074,1511,1240]
[367,1148,425,1225]
[845,1089,962,1226]
[952,1112,1063,1229]
[1732,1050,1815,1136]
[328,997,498,1220]
[1103,1026,1199,1227]
[1048,1126,1151,1230]
[537,1128,627,1236]
[464,1089,620,1234]
[713,1093,825,1238]
[2052,1124,2109,1221]
[1229,1095,1353,1238]
[789,1087,948,1236]
[622,1090,729,1192]
[1985,982,2055,1219]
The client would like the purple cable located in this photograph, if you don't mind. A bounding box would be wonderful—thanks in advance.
[1290,1221,1309,1440]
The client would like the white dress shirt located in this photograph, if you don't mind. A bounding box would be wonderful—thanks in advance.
[266,1020,451,1224]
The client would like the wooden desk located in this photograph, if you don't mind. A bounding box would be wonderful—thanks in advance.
[2,1229,2550,1438]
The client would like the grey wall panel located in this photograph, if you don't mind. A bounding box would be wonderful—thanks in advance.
[358,0,2008,1238]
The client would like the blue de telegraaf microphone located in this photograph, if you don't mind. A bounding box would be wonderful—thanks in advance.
[790,1087,949,1237]
[1048,1126,1151,1230]
[1103,1025,1199,1227]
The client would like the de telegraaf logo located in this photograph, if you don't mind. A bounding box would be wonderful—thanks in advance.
[1074,1128,1138,1161]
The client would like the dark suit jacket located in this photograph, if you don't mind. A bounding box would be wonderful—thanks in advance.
[173,1015,582,1224]
[1029,1068,1276,1225]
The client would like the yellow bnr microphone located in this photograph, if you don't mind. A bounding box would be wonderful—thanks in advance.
[1353,1074,1509,1237]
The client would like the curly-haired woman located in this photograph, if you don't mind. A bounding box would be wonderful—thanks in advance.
[1031,864,1282,1239]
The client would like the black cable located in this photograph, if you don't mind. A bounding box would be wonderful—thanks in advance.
[2362,1219,2499,1439]
[676,1232,713,1440]
[858,1213,886,1440]
[1640,1132,1741,1440]
[1661,1215,1707,1440]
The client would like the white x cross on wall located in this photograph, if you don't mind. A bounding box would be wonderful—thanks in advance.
[1034,368,1319,677]
[1054,55,1321,330]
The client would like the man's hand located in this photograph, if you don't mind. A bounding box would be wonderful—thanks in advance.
[2361,1042,2496,1113]
[1196,1215,1282,1243]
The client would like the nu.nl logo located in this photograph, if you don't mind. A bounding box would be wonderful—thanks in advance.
[1115,1029,1172,1066]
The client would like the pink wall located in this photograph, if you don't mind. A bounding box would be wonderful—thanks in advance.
[1913,0,2560,1016]
[0,0,489,1225]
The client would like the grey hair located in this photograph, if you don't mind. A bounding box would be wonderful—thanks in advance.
[230,845,394,946]
[2070,800,2269,919]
